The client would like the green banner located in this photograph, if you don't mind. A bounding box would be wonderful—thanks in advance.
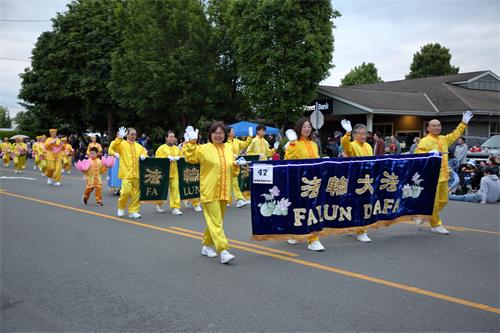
[139,158,170,201]
[238,155,260,192]
[177,158,200,200]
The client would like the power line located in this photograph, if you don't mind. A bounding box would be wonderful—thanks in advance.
[0,57,30,62]
[0,19,51,22]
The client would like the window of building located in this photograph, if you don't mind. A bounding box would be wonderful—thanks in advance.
[490,122,500,136]
[373,123,393,138]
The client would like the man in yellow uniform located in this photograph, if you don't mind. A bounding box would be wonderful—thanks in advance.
[12,138,28,173]
[246,125,279,161]
[340,120,374,243]
[227,126,253,207]
[44,129,64,186]
[1,137,12,167]
[415,111,473,234]
[109,127,147,219]
[61,137,74,174]
[155,131,183,215]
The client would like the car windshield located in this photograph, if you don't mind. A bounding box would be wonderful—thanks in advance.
[481,135,500,148]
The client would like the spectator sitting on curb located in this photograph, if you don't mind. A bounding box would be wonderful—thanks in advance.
[449,167,500,204]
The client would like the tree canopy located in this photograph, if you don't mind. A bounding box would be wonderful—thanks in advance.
[340,62,383,86]
[406,43,459,79]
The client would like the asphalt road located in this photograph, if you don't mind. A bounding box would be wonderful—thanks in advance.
[1,161,499,332]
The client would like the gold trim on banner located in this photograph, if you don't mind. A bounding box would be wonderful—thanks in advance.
[251,214,431,241]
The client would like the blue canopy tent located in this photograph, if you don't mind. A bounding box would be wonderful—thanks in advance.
[228,121,280,137]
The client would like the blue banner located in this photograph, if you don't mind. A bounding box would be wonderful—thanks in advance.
[250,154,441,241]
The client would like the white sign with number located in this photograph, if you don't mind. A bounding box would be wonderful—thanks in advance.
[252,164,273,184]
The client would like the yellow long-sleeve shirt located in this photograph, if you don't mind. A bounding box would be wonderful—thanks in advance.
[44,137,64,160]
[13,142,28,156]
[416,122,467,182]
[183,141,237,203]
[341,134,373,157]
[108,138,147,179]
[227,137,252,156]
[246,137,275,160]
[1,142,12,154]
[63,143,74,156]
[285,138,319,160]
[85,158,107,187]
[155,144,182,179]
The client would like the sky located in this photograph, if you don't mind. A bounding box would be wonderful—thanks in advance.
[0,0,499,119]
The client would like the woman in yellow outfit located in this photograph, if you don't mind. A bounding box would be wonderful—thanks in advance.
[86,135,102,156]
[246,125,279,161]
[1,137,12,167]
[183,122,240,264]
[82,147,107,206]
[284,118,326,251]
[108,127,147,219]
[32,136,42,170]
[61,137,74,174]
[340,119,373,243]
[44,129,64,186]
[155,131,183,215]
[12,138,28,173]
[227,126,253,208]
[415,111,473,235]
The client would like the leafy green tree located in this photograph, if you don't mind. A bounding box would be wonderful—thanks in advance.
[227,0,339,126]
[0,106,12,128]
[406,43,459,79]
[18,0,125,135]
[340,62,383,86]
[110,0,214,130]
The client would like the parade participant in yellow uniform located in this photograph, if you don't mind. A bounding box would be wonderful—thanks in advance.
[61,137,74,174]
[415,111,473,234]
[340,119,374,243]
[38,135,47,173]
[44,129,64,186]
[180,141,203,212]
[12,138,28,173]
[155,131,183,215]
[32,136,42,170]
[109,127,147,219]
[1,137,12,167]
[86,135,102,156]
[183,122,241,264]
[246,125,279,161]
[82,147,107,206]
[284,118,325,251]
[227,126,253,208]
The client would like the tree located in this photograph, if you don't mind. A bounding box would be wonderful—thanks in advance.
[340,62,383,86]
[0,106,12,128]
[228,0,339,126]
[406,43,459,79]
[110,0,215,131]
[18,0,125,135]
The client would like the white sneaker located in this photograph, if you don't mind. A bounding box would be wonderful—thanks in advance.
[194,205,202,212]
[61,169,65,174]
[236,199,249,208]
[155,204,165,213]
[172,208,183,215]
[357,233,372,243]
[413,217,424,226]
[287,239,299,245]
[53,182,61,186]
[34,165,37,170]
[431,226,450,235]
[201,246,217,258]
[67,170,71,174]
[307,240,325,251]
[220,250,235,264]
[128,212,142,219]
[117,209,125,217]
[47,178,53,185]
[14,169,18,173]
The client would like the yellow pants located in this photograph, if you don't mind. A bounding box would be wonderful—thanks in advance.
[84,185,102,204]
[157,176,181,209]
[431,181,448,227]
[3,154,10,167]
[356,228,367,235]
[232,176,245,201]
[45,159,62,182]
[118,178,141,214]
[243,191,250,201]
[63,156,72,172]
[35,155,41,168]
[201,200,229,253]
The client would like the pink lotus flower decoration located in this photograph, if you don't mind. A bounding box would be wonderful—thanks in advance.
[101,156,115,168]
[75,159,91,172]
